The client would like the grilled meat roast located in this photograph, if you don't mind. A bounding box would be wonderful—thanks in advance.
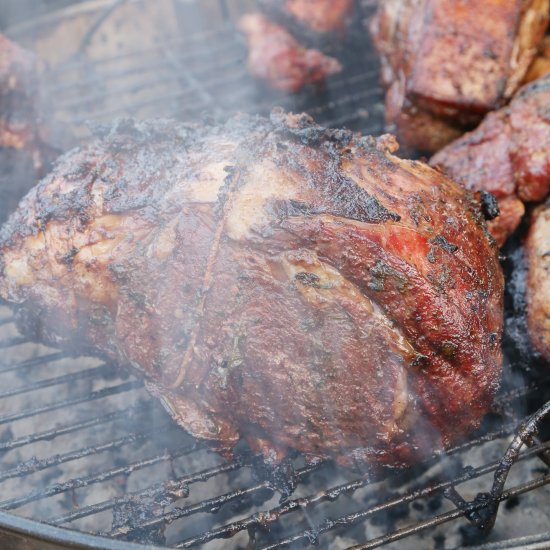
[0,33,59,223]
[526,201,550,362]
[369,0,549,153]
[239,14,342,92]
[431,74,550,246]
[0,112,504,467]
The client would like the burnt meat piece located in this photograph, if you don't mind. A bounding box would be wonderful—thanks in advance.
[0,112,504,467]
[431,74,550,245]
[0,33,59,223]
[239,13,342,92]
[526,202,550,361]
[259,0,354,34]
[369,0,549,153]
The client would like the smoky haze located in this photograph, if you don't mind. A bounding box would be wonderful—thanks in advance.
[0,0,87,30]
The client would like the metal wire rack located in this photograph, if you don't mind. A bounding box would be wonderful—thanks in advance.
[1,0,550,548]
[0,305,549,550]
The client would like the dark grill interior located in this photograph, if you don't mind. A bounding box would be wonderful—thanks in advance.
[0,1,549,548]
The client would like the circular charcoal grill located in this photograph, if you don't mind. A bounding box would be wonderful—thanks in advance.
[0,1,549,549]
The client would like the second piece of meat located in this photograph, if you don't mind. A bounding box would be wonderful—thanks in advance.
[239,13,342,92]
[369,0,549,153]
[431,74,550,245]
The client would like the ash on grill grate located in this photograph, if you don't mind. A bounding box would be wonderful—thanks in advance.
[0,1,549,549]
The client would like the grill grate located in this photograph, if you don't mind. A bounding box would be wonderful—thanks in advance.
[1,0,550,548]
[0,306,548,549]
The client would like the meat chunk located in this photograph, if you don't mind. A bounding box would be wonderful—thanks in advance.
[526,202,550,361]
[239,13,342,92]
[0,33,44,158]
[0,113,504,467]
[369,0,549,153]
[259,0,354,34]
[0,34,59,223]
[431,74,550,245]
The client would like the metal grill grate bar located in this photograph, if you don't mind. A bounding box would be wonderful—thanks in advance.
[112,461,322,539]
[0,352,68,375]
[0,437,201,512]
[0,424,171,483]
[47,26,237,79]
[0,336,28,349]
[0,363,114,399]
[173,422,524,548]
[255,442,550,550]
[56,454,248,527]
[348,474,550,550]
[0,405,146,455]
[0,380,142,425]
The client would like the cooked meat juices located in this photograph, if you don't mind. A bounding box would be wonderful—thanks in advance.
[239,14,342,92]
[0,112,504,467]
[431,74,550,245]
[526,202,550,362]
[369,0,549,153]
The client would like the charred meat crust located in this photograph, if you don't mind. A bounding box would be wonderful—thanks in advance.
[0,111,504,467]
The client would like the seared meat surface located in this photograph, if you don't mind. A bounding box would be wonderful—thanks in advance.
[0,113,503,467]
[0,34,59,223]
[259,0,354,34]
[369,0,549,153]
[239,14,342,92]
[431,74,550,245]
[526,201,550,361]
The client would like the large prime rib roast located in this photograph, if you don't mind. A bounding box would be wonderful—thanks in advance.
[0,111,504,468]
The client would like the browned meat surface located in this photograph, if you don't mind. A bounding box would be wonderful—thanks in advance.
[526,202,550,361]
[369,0,549,153]
[259,0,354,34]
[384,76,464,154]
[524,36,550,83]
[0,33,60,224]
[239,13,342,92]
[0,113,504,467]
[431,74,550,245]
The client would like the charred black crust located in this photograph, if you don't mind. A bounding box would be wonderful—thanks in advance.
[479,190,500,221]
[431,235,459,254]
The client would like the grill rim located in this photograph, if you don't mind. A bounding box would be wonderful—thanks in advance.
[0,509,167,550]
